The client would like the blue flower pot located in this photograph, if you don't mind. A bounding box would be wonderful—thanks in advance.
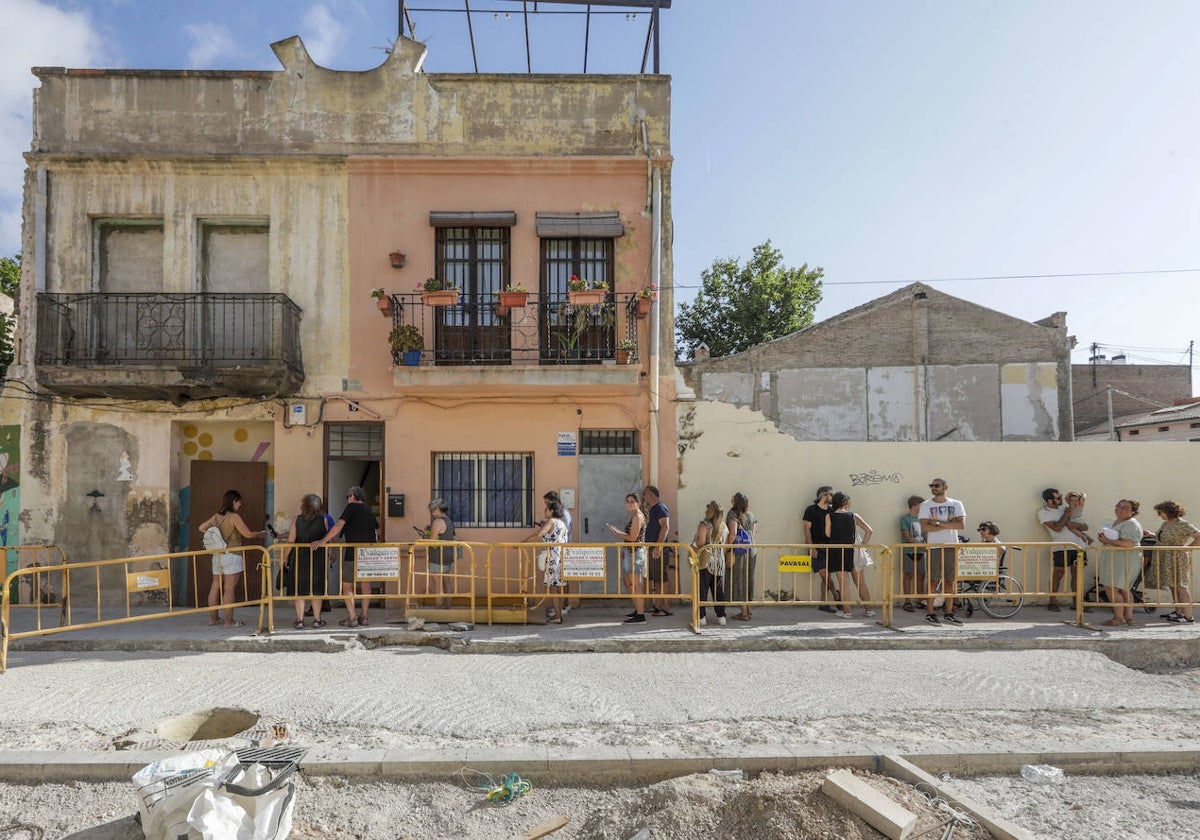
[403,350,421,366]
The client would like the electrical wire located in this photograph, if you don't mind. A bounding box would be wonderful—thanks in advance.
[674,266,1200,291]
[456,768,532,805]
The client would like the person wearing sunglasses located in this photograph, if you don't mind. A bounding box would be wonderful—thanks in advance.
[919,479,966,625]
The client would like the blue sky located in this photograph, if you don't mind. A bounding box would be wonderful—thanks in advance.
[3,0,1198,384]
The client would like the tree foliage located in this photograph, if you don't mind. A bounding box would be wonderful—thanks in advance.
[675,241,823,360]
[0,254,18,380]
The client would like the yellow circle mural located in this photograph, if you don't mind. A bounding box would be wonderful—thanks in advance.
[198,451,213,460]
[198,432,213,447]
[234,428,249,443]
[183,424,199,438]
[183,441,198,456]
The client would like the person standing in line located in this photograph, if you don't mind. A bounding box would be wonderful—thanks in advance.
[198,489,266,628]
[727,492,758,621]
[825,492,875,618]
[609,493,648,624]
[1152,500,1199,624]
[899,495,926,612]
[312,485,378,628]
[284,493,328,629]
[802,486,839,613]
[1097,499,1144,627]
[920,478,966,626]
[693,500,728,626]
[530,496,570,624]
[1037,487,1088,612]
[544,490,574,615]
[426,498,457,610]
[643,485,673,617]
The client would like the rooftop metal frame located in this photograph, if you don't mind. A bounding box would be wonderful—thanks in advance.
[398,0,671,73]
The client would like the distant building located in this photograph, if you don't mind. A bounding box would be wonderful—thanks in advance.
[1077,399,1200,442]
[1071,360,1193,436]
[679,282,1072,441]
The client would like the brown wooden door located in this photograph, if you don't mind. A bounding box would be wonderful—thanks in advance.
[188,460,268,605]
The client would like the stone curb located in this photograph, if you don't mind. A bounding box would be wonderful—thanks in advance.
[3,741,1198,785]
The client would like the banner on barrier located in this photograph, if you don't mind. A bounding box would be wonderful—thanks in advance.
[355,546,401,579]
[957,545,999,579]
[779,555,812,573]
[563,547,605,580]
[127,569,170,592]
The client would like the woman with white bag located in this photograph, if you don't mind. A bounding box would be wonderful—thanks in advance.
[197,489,265,628]
[825,492,875,619]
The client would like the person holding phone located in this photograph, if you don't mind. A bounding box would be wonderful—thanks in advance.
[609,493,648,624]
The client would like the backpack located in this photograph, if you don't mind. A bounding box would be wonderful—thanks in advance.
[202,522,227,551]
[732,525,752,556]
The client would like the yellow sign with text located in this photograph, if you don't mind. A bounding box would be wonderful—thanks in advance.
[779,555,812,574]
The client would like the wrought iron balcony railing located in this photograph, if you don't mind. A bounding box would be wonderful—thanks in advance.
[389,291,643,366]
[35,292,304,397]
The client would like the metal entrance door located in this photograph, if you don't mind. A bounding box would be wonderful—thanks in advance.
[577,432,642,595]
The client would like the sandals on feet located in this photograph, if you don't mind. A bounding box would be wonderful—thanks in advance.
[293,620,305,630]
[312,619,328,628]
[338,617,359,627]
[902,603,915,613]
[357,616,370,626]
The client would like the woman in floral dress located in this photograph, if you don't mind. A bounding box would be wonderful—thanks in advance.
[1152,500,1199,624]
[530,497,569,624]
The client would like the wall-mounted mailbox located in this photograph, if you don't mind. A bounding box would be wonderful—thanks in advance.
[387,494,405,518]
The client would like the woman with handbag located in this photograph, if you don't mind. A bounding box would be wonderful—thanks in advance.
[530,497,570,624]
[692,500,728,626]
[609,493,648,624]
[284,493,328,629]
[727,492,757,621]
[197,489,265,628]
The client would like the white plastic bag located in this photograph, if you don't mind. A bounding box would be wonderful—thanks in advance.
[134,749,240,840]
[857,547,874,567]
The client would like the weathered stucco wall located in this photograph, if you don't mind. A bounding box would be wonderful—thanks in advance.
[677,399,1200,555]
[31,37,669,159]
[683,284,1070,441]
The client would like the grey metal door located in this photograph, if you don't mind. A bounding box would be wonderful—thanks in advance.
[577,453,643,595]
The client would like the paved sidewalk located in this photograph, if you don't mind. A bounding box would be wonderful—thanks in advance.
[7,600,1199,667]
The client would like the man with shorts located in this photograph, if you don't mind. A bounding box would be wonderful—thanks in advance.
[312,485,378,627]
[643,485,673,616]
[919,478,965,625]
[899,495,926,611]
[802,486,838,612]
[1037,487,1086,611]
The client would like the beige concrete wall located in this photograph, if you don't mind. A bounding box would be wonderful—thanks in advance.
[677,398,1200,552]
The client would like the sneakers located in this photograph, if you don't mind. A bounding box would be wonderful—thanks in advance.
[718,616,727,626]
[626,610,639,618]
[1166,613,1195,624]
[1162,611,1183,621]
[839,611,853,619]
[623,612,646,624]
[863,609,877,618]
[944,612,962,625]
[561,605,571,616]
[698,616,708,627]
[925,613,940,625]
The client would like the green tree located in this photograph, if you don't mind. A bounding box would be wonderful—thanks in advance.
[0,254,18,380]
[675,240,823,359]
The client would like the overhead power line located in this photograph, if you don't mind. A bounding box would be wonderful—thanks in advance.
[675,266,1200,291]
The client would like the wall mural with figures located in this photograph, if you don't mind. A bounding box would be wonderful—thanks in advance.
[0,426,20,598]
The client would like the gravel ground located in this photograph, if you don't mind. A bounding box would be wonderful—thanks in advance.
[0,646,1197,838]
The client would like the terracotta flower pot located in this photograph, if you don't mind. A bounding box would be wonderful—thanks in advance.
[388,251,406,268]
[616,349,635,365]
[422,290,460,307]
[636,297,652,318]
[498,291,529,308]
[377,297,393,316]
[568,289,606,306]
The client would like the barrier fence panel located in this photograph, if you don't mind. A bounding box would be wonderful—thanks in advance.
[1082,544,1197,627]
[689,543,892,632]
[483,542,692,625]
[405,541,478,624]
[1,547,271,673]
[4,545,68,611]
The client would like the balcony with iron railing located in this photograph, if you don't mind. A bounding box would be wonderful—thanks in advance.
[387,290,647,388]
[35,292,304,400]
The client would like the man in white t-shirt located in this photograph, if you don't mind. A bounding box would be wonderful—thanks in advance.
[1037,487,1087,612]
[919,478,966,625]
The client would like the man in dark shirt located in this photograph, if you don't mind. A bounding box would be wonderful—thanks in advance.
[802,486,839,613]
[313,485,378,627]
[643,485,674,616]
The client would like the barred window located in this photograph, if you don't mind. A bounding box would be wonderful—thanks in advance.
[433,452,534,528]
[541,237,613,297]
[580,430,640,455]
[327,423,384,459]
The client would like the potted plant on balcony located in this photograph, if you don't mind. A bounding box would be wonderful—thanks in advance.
[388,250,406,269]
[567,275,607,306]
[421,277,459,307]
[371,287,392,316]
[615,337,638,365]
[497,283,529,313]
[636,283,657,318]
[389,324,424,366]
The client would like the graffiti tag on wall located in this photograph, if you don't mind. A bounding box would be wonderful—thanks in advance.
[848,470,903,487]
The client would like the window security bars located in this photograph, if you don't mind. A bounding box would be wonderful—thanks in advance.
[433,452,534,528]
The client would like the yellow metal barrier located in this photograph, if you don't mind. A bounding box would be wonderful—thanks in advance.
[689,543,893,631]
[3,545,68,609]
[1081,544,1197,628]
[1,546,271,673]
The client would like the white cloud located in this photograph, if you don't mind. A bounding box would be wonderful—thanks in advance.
[184,23,238,69]
[0,0,105,255]
[301,3,347,67]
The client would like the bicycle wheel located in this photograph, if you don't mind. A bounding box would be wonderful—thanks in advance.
[978,576,1023,619]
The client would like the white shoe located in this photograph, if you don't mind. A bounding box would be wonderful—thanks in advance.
[699,617,708,627]
[561,605,571,615]
[863,609,877,618]
[718,616,727,626]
